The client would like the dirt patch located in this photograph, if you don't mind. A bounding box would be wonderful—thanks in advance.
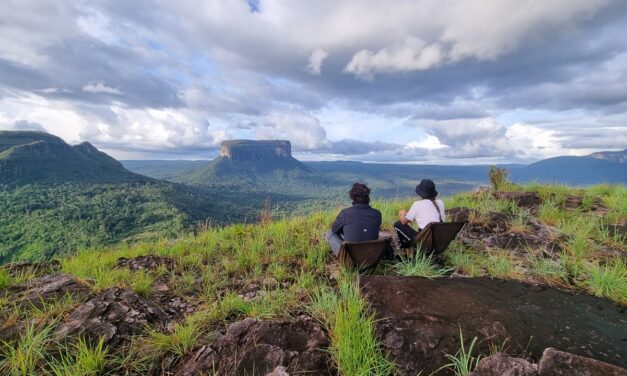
[116,255,178,272]
[360,275,627,376]
[175,316,331,376]
[492,192,542,209]
[55,287,169,348]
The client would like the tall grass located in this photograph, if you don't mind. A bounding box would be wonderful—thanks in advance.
[392,254,451,278]
[0,324,53,376]
[584,260,627,304]
[330,273,395,376]
[0,268,10,289]
[49,337,108,376]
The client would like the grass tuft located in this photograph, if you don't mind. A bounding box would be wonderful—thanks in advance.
[584,259,627,304]
[432,328,482,376]
[0,324,53,376]
[49,337,108,376]
[392,254,451,279]
[329,272,395,376]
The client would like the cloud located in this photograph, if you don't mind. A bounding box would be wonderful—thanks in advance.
[5,120,47,132]
[0,1,626,161]
[256,111,330,150]
[345,38,443,79]
[411,118,514,158]
[82,81,123,95]
[305,49,328,75]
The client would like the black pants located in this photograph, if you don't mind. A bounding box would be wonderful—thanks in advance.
[394,220,418,248]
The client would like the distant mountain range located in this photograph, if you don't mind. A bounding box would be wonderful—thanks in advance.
[588,149,626,164]
[0,131,147,185]
[0,131,624,263]
[509,154,626,185]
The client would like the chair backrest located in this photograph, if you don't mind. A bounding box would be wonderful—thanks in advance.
[337,238,389,271]
[414,221,467,256]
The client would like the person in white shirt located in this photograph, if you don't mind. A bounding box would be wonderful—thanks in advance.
[394,179,445,249]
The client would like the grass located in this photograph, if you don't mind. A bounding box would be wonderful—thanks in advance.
[392,254,451,278]
[49,337,108,376]
[485,253,517,279]
[327,272,396,376]
[141,320,200,360]
[0,268,10,289]
[584,259,627,304]
[0,324,53,376]
[431,328,482,376]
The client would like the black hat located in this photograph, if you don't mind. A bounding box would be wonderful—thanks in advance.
[415,179,438,199]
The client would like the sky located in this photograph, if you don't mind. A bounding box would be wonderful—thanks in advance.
[0,0,626,164]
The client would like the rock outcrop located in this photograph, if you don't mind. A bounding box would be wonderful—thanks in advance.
[176,316,331,376]
[471,348,627,376]
[360,275,627,376]
[55,287,169,348]
[220,140,292,161]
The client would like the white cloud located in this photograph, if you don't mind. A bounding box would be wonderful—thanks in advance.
[256,111,330,150]
[506,123,561,159]
[405,135,447,150]
[82,82,124,95]
[82,105,229,152]
[305,48,328,75]
[345,37,443,79]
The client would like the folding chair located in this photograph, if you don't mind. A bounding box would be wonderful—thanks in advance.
[406,221,467,258]
[337,238,391,272]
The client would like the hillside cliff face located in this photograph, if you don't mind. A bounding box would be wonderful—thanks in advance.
[0,131,147,185]
[220,140,292,161]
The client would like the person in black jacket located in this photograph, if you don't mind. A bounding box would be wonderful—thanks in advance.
[325,183,382,256]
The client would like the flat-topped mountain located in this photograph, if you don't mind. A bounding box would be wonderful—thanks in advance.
[176,139,311,185]
[0,131,147,185]
[220,139,292,161]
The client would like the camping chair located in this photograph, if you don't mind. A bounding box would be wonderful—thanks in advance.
[337,237,392,272]
[405,221,467,258]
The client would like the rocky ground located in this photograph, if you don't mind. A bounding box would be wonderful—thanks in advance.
[1,188,625,375]
[360,275,626,375]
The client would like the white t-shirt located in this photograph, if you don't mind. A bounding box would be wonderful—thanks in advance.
[406,199,445,230]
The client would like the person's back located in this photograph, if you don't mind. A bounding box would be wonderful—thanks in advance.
[405,198,445,230]
[326,183,382,256]
[332,203,381,243]
[395,179,446,249]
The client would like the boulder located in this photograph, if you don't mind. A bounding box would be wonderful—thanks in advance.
[470,353,538,376]
[175,316,330,376]
[538,348,627,376]
[492,192,542,208]
[55,287,168,348]
[360,276,626,376]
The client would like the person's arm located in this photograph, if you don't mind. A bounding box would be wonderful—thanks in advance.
[399,202,418,225]
[331,210,345,234]
[398,210,411,225]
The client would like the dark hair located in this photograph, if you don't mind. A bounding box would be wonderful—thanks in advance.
[349,183,371,204]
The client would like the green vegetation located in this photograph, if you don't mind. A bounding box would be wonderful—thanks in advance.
[432,329,482,376]
[0,182,624,374]
[0,324,54,376]
[392,254,451,278]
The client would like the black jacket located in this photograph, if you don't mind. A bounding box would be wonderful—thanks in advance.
[331,203,382,242]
